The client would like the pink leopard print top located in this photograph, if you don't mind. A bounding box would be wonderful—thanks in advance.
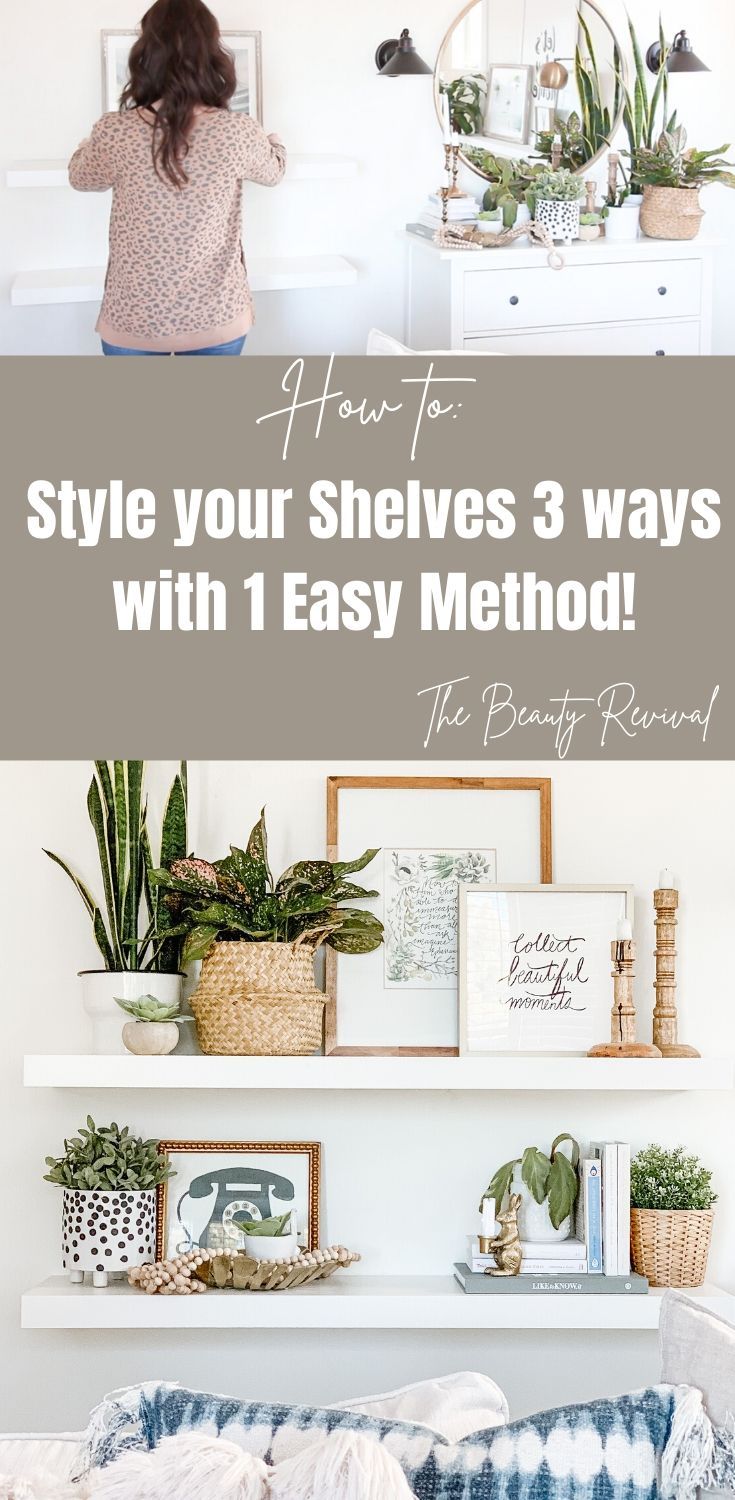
[69,108,286,351]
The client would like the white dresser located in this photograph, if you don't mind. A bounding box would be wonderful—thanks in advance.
[405,229,716,355]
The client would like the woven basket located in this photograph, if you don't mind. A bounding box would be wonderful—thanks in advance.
[190,941,325,1056]
[630,1207,713,1287]
[640,186,704,241]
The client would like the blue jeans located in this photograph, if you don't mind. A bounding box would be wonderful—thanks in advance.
[102,336,247,357]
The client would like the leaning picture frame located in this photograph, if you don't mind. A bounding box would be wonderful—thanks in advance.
[325,777,553,1056]
[459,884,634,1057]
[155,1140,321,1260]
[485,63,533,145]
[101,30,263,121]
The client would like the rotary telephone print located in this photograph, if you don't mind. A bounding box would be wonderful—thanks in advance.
[175,1166,297,1253]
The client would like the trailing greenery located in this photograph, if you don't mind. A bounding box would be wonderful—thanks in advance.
[482,1133,580,1231]
[536,168,586,203]
[151,809,384,966]
[634,128,735,190]
[237,1213,293,1237]
[630,1144,717,1211]
[45,762,188,973]
[440,75,487,137]
[44,1117,173,1191]
[114,994,188,1023]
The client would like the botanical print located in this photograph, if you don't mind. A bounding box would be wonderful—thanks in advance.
[159,1147,317,1257]
[384,848,496,988]
[486,65,532,144]
[101,31,262,121]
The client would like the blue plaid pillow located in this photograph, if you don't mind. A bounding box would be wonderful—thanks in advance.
[77,1380,684,1499]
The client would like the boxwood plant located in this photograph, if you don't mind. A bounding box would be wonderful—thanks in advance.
[150,809,384,965]
[44,1117,173,1192]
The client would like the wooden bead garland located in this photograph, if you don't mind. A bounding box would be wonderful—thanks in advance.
[128,1248,211,1295]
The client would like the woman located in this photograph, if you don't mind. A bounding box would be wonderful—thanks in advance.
[69,0,286,356]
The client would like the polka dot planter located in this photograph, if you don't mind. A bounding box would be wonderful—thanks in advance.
[62,1188,156,1287]
[535,199,580,245]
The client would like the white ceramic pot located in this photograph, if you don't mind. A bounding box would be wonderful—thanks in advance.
[122,1020,180,1056]
[512,1166,571,1243]
[80,971,183,1054]
[477,218,503,235]
[243,1231,299,1262]
[62,1187,157,1286]
[535,198,580,244]
[604,197,641,242]
[577,223,601,241]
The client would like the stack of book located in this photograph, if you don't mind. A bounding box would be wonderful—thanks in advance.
[418,192,479,228]
[455,1140,647,1295]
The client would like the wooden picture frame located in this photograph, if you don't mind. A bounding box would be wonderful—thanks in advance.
[101,29,263,121]
[156,1140,320,1260]
[459,884,633,1057]
[325,777,552,1056]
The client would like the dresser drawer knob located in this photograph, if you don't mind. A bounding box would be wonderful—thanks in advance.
[655,349,666,356]
[658,286,668,296]
[509,295,519,306]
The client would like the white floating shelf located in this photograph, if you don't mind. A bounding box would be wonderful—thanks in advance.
[11,255,357,307]
[6,155,357,189]
[23,1054,732,1092]
[21,1276,734,1331]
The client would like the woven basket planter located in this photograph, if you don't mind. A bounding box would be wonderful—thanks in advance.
[190,941,325,1056]
[640,186,704,241]
[630,1207,713,1288]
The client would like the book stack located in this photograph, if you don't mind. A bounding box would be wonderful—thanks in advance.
[455,1141,644,1296]
[418,192,479,227]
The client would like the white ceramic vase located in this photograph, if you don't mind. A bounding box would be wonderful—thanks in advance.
[122,1020,180,1056]
[535,198,580,244]
[80,971,183,1054]
[511,1166,571,1243]
[513,202,531,237]
[62,1187,157,1286]
[604,196,642,243]
[243,1230,300,1262]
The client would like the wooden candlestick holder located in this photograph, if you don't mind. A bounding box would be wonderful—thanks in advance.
[652,887,699,1057]
[588,939,662,1058]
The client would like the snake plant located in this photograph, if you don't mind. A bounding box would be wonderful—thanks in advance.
[536,10,622,171]
[45,762,188,972]
[150,808,384,965]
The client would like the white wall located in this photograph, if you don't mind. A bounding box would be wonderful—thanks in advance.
[1,0,735,354]
[0,758,732,1432]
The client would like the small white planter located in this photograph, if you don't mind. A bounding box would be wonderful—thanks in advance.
[513,202,531,238]
[577,223,601,241]
[62,1187,157,1286]
[80,972,183,1054]
[535,198,580,245]
[512,1167,571,1242]
[122,1020,181,1056]
[604,197,641,242]
[243,1230,299,1263]
[477,218,503,236]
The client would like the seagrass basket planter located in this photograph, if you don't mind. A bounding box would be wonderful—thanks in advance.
[190,941,325,1056]
[630,1207,713,1288]
[640,186,704,241]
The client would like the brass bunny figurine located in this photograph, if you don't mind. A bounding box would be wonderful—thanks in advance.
[486,1192,523,1277]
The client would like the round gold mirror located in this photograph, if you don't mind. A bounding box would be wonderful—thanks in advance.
[435,0,627,182]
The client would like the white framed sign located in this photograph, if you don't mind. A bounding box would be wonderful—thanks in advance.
[460,884,633,1056]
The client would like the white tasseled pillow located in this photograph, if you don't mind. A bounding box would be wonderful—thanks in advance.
[0,1436,82,1481]
[335,1370,509,1441]
[366,328,505,356]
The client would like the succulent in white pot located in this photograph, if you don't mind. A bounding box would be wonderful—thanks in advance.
[45,761,188,1054]
[237,1211,299,1262]
[44,1118,173,1286]
[533,169,586,244]
[482,1133,580,1244]
[115,993,192,1056]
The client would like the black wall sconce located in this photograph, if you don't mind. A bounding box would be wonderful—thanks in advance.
[646,30,710,74]
[376,29,432,76]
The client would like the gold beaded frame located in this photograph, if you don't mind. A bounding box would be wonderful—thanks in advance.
[156,1140,321,1261]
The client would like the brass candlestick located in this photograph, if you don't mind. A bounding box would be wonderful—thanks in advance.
[588,939,662,1058]
[653,887,699,1057]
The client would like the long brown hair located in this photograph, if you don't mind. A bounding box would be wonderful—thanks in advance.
[120,0,236,188]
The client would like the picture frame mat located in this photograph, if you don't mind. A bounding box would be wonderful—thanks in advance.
[486,63,533,145]
[156,1140,321,1259]
[459,884,633,1057]
[100,29,263,120]
[326,778,552,1055]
